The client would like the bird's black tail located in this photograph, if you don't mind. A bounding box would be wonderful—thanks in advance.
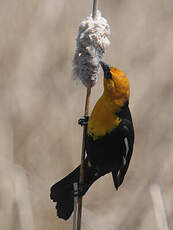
[50,160,101,220]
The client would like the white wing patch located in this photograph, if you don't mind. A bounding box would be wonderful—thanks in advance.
[124,137,129,155]
[123,157,126,165]
[123,137,129,165]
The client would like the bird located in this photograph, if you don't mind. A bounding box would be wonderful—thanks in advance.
[50,61,135,220]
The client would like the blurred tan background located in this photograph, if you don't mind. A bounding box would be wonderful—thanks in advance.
[0,0,173,229]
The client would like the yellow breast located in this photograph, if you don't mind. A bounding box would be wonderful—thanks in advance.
[87,96,121,140]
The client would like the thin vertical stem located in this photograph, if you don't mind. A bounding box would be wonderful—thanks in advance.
[77,86,91,230]
[76,1,98,229]
[92,0,98,19]
[79,86,91,183]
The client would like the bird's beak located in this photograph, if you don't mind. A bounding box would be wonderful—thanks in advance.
[100,61,112,79]
[100,61,109,71]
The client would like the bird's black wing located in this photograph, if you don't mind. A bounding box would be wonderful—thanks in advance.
[112,119,134,190]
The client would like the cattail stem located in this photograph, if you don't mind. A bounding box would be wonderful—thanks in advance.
[79,86,91,183]
[92,0,98,19]
[76,1,98,230]
[77,86,91,230]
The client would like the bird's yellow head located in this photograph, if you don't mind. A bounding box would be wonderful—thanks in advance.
[100,61,130,108]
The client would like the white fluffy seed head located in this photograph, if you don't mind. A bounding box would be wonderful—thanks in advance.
[72,10,110,87]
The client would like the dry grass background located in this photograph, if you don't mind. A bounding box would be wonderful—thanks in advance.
[0,0,173,229]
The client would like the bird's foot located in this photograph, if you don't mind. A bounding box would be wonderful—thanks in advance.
[78,115,89,127]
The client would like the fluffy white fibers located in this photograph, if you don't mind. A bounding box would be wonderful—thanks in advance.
[72,10,110,87]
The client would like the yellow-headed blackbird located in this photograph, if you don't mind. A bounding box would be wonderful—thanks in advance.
[50,62,134,220]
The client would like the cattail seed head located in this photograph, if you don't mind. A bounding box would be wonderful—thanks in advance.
[72,10,110,87]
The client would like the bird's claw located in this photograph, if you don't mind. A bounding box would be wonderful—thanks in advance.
[78,115,89,127]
